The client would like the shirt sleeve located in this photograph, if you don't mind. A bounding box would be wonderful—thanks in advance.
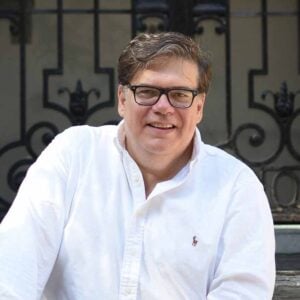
[0,129,74,300]
[207,170,276,300]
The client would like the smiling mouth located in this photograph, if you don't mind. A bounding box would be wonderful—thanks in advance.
[148,122,175,129]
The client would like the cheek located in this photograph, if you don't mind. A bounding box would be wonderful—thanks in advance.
[182,111,199,128]
[121,104,145,128]
[118,99,133,119]
[196,98,205,121]
[117,97,126,117]
[196,111,203,123]
[117,86,130,117]
[118,106,124,118]
[190,106,204,125]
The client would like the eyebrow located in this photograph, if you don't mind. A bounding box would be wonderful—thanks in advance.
[131,83,198,90]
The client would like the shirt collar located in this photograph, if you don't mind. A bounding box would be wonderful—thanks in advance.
[114,120,203,164]
[189,127,202,168]
[114,120,126,152]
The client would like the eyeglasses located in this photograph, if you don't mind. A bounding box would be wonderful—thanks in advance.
[126,84,200,109]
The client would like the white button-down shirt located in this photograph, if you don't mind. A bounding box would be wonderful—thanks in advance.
[0,123,275,299]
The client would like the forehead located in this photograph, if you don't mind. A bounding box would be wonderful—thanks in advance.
[131,56,199,87]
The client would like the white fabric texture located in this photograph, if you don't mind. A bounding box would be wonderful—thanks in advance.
[0,123,275,300]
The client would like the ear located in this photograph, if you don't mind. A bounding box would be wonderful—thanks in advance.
[117,84,126,117]
[196,93,206,123]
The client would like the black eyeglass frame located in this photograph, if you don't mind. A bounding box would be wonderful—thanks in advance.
[126,84,201,109]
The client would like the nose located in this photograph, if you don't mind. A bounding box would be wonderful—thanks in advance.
[152,93,174,114]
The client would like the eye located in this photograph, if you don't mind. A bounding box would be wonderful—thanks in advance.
[135,87,159,99]
[170,90,191,100]
[176,92,189,98]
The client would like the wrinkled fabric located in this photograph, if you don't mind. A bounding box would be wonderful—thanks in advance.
[0,123,275,300]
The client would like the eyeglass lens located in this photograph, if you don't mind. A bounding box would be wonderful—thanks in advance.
[134,86,194,108]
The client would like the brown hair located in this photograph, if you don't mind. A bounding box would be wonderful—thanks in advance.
[118,32,212,93]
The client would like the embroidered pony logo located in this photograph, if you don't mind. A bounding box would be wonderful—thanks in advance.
[192,236,198,246]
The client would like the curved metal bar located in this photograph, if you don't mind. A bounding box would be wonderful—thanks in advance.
[7,158,35,192]
[135,13,169,33]
[271,170,299,208]
[231,122,285,167]
[0,196,10,208]
[42,0,64,119]
[25,122,59,159]
[58,80,101,125]
[193,15,227,35]
[286,107,300,160]
[93,0,115,111]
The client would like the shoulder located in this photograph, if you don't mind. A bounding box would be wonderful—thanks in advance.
[36,125,119,165]
[51,124,118,149]
[58,124,117,140]
[199,143,261,188]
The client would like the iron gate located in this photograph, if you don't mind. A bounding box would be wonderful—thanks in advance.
[0,0,299,224]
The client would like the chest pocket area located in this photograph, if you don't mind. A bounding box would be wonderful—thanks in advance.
[143,217,217,292]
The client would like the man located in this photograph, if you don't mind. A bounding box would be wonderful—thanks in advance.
[0,32,275,299]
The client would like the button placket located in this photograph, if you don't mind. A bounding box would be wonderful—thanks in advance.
[119,218,145,300]
[119,151,146,300]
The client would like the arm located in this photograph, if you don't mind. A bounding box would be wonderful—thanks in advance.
[0,131,73,300]
[207,174,276,300]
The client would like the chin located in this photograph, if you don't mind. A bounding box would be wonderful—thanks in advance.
[144,143,175,156]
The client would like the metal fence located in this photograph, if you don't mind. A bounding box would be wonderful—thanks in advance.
[0,0,299,223]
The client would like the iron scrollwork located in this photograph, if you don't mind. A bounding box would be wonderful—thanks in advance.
[261,82,300,161]
[25,122,59,159]
[225,81,300,167]
[133,0,228,35]
[58,80,101,125]
[217,0,300,222]
[262,167,300,223]
[0,197,10,221]
[262,81,300,119]
[0,0,116,221]
[223,79,300,221]
[133,0,170,33]
[7,159,35,192]
[1,122,59,215]
[193,0,228,35]
[0,0,299,225]
[0,0,33,44]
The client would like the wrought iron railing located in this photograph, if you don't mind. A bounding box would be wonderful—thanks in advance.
[0,0,299,224]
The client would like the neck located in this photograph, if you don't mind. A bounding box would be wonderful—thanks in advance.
[127,142,193,197]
